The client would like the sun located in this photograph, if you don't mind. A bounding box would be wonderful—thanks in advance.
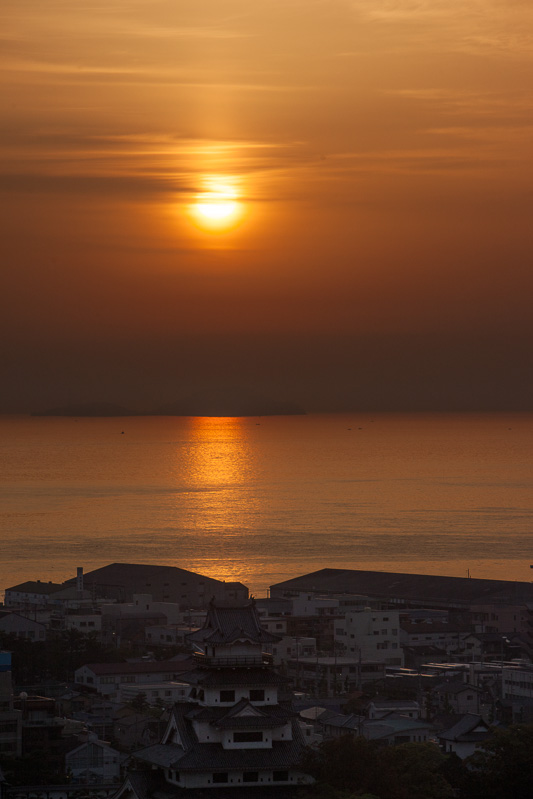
[189,178,244,232]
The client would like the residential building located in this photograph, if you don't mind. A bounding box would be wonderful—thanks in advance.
[287,656,385,697]
[436,713,492,759]
[431,681,483,716]
[119,682,189,706]
[336,607,404,667]
[4,581,63,609]
[145,624,196,648]
[320,712,432,745]
[502,662,533,701]
[0,660,22,758]
[0,612,46,641]
[270,636,317,666]
[65,733,122,784]
[74,659,193,700]
[367,699,420,720]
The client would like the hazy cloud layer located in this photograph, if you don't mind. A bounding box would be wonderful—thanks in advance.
[1,1,532,411]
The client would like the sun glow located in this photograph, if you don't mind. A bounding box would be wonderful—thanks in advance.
[189,178,244,232]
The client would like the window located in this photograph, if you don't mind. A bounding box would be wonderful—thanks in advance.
[220,690,235,702]
[244,772,259,782]
[213,773,229,784]
[273,771,289,782]
[234,732,263,743]
[250,689,265,701]
[0,722,18,734]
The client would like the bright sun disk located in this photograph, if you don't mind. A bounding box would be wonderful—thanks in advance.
[189,179,243,232]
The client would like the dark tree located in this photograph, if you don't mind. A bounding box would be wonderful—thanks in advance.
[462,724,533,799]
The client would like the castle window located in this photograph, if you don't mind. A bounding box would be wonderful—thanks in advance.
[250,689,265,701]
[244,772,259,782]
[220,690,235,702]
[273,771,289,782]
[213,773,229,784]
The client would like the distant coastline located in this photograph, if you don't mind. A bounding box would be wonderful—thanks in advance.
[31,400,307,418]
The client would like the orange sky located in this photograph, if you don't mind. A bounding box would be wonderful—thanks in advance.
[1,1,533,411]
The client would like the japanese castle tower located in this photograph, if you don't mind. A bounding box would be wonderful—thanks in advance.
[116,599,313,795]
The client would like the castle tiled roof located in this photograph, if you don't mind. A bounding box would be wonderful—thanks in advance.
[187,600,280,646]
[136,704,306,774]
[182,667,285,688]
[172,735,304,772]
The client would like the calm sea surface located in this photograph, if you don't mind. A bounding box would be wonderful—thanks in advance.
[1,413,533,598]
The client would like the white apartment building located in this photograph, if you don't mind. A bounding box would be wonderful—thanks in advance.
[335,608,404,667]
[75,659,192,700]
[291,594,340,617]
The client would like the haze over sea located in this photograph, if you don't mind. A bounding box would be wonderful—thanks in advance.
[2,413,533,599]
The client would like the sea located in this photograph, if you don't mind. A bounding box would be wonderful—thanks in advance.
[1,413,533,599]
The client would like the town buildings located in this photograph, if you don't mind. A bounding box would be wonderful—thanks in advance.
[74,659,193,701]
[3,562,533,795]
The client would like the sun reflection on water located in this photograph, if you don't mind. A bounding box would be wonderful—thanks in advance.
[175,416,262,585]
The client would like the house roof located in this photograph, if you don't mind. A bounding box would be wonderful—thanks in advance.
[437,713,491,742]
[270,568,533,607]
[187,600,280,646]
[5,580,63,595]
[322,713,362,732]
[78,563,247,594]
[363,716,433,740]
[433,680,481,695]
[369,700,419,709]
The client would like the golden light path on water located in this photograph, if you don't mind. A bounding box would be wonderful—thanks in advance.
[2,414,533,598]
[171,416,264,587]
